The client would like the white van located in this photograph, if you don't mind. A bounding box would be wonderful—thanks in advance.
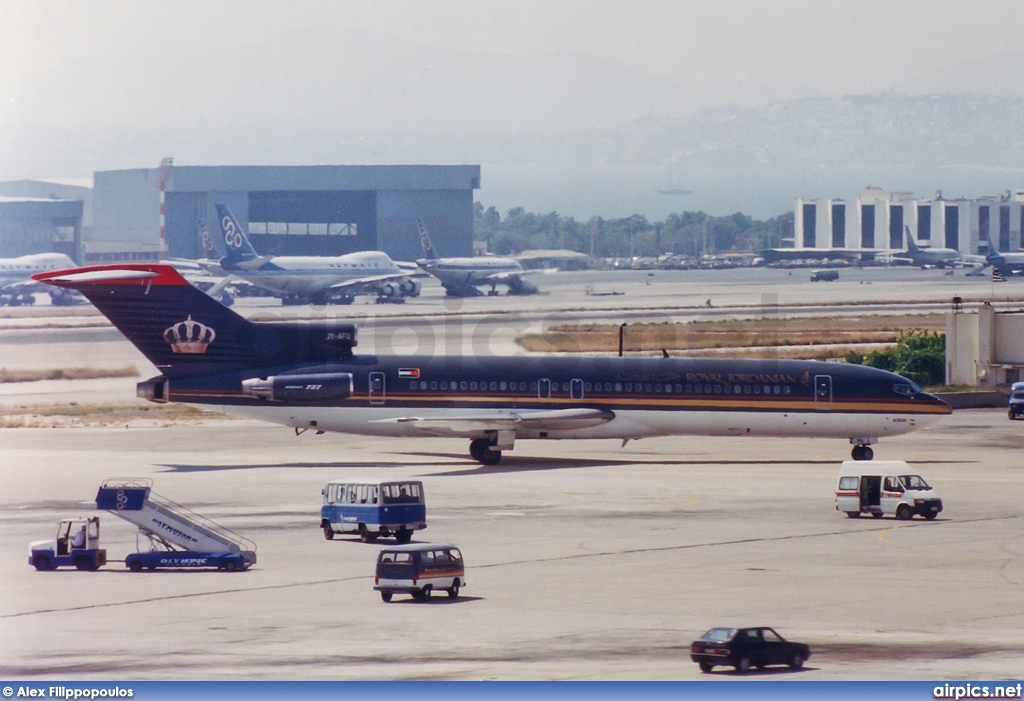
[835,461,942,520]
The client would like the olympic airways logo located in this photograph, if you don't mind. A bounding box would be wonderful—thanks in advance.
[223,216,243,250]
[116,489,128,510]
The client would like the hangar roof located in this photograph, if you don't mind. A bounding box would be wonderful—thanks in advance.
[95,165,481,192]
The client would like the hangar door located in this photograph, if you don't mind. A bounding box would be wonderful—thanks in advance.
[248,191,377,256]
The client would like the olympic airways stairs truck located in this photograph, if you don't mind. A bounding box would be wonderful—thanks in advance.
[96,478,257,571]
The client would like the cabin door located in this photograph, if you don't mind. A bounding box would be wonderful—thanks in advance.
[814,374,832,410]
[538,378,551,399]
[570,378,584,400]
[369,372,386,405]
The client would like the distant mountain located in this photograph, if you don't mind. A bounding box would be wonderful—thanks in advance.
[6,93,1024,219]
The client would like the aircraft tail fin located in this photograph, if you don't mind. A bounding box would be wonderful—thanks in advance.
[418,221,440,260]
[216,205,264,270]
[905,226,920,252]
[33,264,260,377]
[983,235,1004,266]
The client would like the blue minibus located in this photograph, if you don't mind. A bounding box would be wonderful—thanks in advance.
[320,480,426,543]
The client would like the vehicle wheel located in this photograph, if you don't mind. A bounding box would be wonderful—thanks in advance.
[736,656,751,674]
[896,504,913,520]
[698,662,713,673]
[871,512,884,519]
[412,585,432,600]
[33,555,51,571]
[845,511,861,518]
[789,653,805,670]
[323,525,335,540]
[394,530,412,544]
[448,579,460,599]
[1011,411,1015,420]
[74,556,93,571]
[380,591,393,602]
[358,524,376,543]
[924,511,938,520]
[129,560,143,572]
[223,560,238,572]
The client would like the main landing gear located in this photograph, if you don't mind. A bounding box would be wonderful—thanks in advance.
[469,438,502,466]
[851,444,874,461]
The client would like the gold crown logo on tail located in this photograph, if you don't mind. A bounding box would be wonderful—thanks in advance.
[163,315,216,354]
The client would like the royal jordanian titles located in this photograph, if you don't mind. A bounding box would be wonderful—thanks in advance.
[35,264,951,464]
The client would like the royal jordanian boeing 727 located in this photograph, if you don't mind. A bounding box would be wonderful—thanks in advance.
[35,264,951,464]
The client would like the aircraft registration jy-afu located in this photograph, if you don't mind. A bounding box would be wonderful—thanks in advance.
[35,264,951,464]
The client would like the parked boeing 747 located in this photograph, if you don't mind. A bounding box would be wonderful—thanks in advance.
[35,264,951,464]
[215,205,420,306]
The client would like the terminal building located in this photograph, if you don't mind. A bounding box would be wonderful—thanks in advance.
[1,165,480,264]
[794,187,1024,255]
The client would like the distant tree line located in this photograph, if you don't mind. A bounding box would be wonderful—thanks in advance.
[846,330,946,388]
[474,203,794,258]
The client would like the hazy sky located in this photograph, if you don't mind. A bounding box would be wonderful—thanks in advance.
[5,0,1024,130]
[4,1,1024,216]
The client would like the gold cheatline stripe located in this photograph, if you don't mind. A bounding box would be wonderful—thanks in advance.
[171,391,949,414]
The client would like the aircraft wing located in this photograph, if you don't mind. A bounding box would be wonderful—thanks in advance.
[480,270,535,281]
[371,407,615,437]
[326,272,410,296]
[1,278,45,294]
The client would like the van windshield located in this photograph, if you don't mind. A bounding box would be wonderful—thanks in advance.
[900,475,931,490]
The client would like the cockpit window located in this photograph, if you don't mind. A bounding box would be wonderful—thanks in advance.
[893,383,919,396]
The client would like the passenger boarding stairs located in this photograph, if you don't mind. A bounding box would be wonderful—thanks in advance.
[95,478,256,565]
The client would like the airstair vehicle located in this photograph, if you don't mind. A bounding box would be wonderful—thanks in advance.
[95,478,256,571]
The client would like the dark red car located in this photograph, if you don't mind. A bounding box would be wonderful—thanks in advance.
[690,627,810,673]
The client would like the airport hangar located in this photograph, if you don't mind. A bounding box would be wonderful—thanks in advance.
[93,165,481,263]
[0,165,480,264]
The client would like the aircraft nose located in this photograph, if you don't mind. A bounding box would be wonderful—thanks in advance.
[915,390,953,414]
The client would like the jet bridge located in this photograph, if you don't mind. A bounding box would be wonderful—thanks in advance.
[95,478,256,571]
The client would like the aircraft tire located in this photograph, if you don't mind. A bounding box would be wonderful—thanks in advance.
[851,445,873,461]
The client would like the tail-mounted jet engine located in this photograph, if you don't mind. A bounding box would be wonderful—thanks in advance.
[242,373,354,403]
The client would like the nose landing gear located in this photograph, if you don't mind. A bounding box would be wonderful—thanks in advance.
[851,444,874,461]
[469,438,502,465]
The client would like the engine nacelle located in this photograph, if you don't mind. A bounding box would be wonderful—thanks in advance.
[380,282,401,298]
[400,279,422,297]
[137,377,169,403]
[242,373,354,402]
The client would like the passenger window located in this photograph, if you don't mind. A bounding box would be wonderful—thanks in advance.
[422,551,435,563]
[839,476,859,490]
[762,630,781,643]
[884,477,903,492]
